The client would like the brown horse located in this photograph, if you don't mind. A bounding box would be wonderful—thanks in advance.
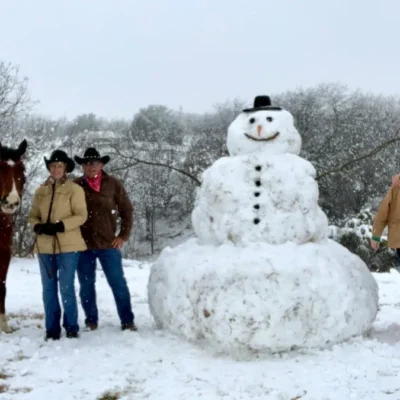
[0,139,27,333]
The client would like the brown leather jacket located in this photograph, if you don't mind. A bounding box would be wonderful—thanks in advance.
[74,172,134,250]
[372,187,400,248]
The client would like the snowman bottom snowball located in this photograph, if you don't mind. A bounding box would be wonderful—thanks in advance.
[147,238,378,355]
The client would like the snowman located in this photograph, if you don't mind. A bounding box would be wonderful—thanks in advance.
[147,96,378,356]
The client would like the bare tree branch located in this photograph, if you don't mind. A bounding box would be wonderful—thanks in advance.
[133,157,201,185]
[109,144,201,186]
[109,161,140,173]
[316,127,400,180]
[0,61,34,136]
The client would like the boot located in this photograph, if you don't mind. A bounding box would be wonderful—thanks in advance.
[0,314,12,333]
[121,322,137,331]
[85,322,98,331]
[45,333,60,341]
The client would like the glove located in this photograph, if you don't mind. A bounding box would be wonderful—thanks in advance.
[41,222,65,236]
[34,224,46,234]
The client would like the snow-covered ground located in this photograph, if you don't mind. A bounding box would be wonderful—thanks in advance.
[1,258,400,400]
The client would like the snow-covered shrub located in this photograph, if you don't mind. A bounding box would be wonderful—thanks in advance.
[328,208,397,273]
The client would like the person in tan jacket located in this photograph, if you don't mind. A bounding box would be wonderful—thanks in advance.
[371,186,400,252]
[28,150,87,341]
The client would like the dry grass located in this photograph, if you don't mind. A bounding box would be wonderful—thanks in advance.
[5,312,45,332]
[0,371,32,394]
[5,326,19,333]
[8,312,44,321]
[291,391,307,400]
[0,371,10,380]
[7,350,29,362]
[13,387,33,394]
[98,391,122,400]
[0,384,9,393]
[0,385,33,395]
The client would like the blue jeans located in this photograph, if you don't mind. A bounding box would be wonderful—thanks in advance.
[38,252,80,335]
[77,249,134,325]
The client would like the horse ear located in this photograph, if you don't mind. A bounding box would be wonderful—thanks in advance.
[18,139,28,156]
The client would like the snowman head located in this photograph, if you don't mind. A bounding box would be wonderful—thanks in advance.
[227,96,302,156]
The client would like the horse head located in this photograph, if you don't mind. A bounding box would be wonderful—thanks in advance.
[0,139,27,214]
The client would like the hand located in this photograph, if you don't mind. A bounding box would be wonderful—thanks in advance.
[112,237,125,249]
[370,239,380,252]
[392,174,400,188]
[41,222,65,236]
[34,223,46,235]
[41,223,57,236]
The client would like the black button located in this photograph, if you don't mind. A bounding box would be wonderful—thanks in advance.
[254,192,260,197]
[254,218,260,224]
[255,180,261,186]
[255,165,261,171]
[254,204,260,209]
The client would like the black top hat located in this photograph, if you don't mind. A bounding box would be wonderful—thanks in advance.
[44,149,75,173]
[242,95,282,113]
[74,147,110,165]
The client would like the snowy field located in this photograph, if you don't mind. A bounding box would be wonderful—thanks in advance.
[1,258,400,400]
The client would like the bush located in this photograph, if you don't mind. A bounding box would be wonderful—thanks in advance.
[329,208,398,273]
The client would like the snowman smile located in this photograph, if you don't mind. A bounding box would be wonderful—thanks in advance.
[244,132,280,142]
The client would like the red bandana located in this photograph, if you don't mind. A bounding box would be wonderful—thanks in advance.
[86,171,102,192]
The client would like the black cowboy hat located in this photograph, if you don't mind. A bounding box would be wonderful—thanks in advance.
[44,149,75,173]
[74,147,110,165]
[242,95,283,112]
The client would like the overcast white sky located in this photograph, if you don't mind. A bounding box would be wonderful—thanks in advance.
[1,0,399,119]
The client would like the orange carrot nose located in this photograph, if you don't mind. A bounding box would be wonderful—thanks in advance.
[257,125,262,136]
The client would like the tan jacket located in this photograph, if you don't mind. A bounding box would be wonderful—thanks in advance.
[28,178,88,254]
[372,187,400,248]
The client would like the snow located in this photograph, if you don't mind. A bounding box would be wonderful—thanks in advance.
[148,238,378,354]
[226,109,302,156]
[192,153,328,246]
[1,257,400,399]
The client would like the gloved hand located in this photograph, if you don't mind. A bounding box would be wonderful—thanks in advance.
[41,222,65,236]
[34,223,46,234]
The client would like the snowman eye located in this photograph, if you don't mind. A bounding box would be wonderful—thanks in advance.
[266,117,273,122]
[249,118,256,124]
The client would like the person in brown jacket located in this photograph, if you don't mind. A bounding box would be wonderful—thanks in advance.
[370,186,400,254]
[73,147,136,331]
